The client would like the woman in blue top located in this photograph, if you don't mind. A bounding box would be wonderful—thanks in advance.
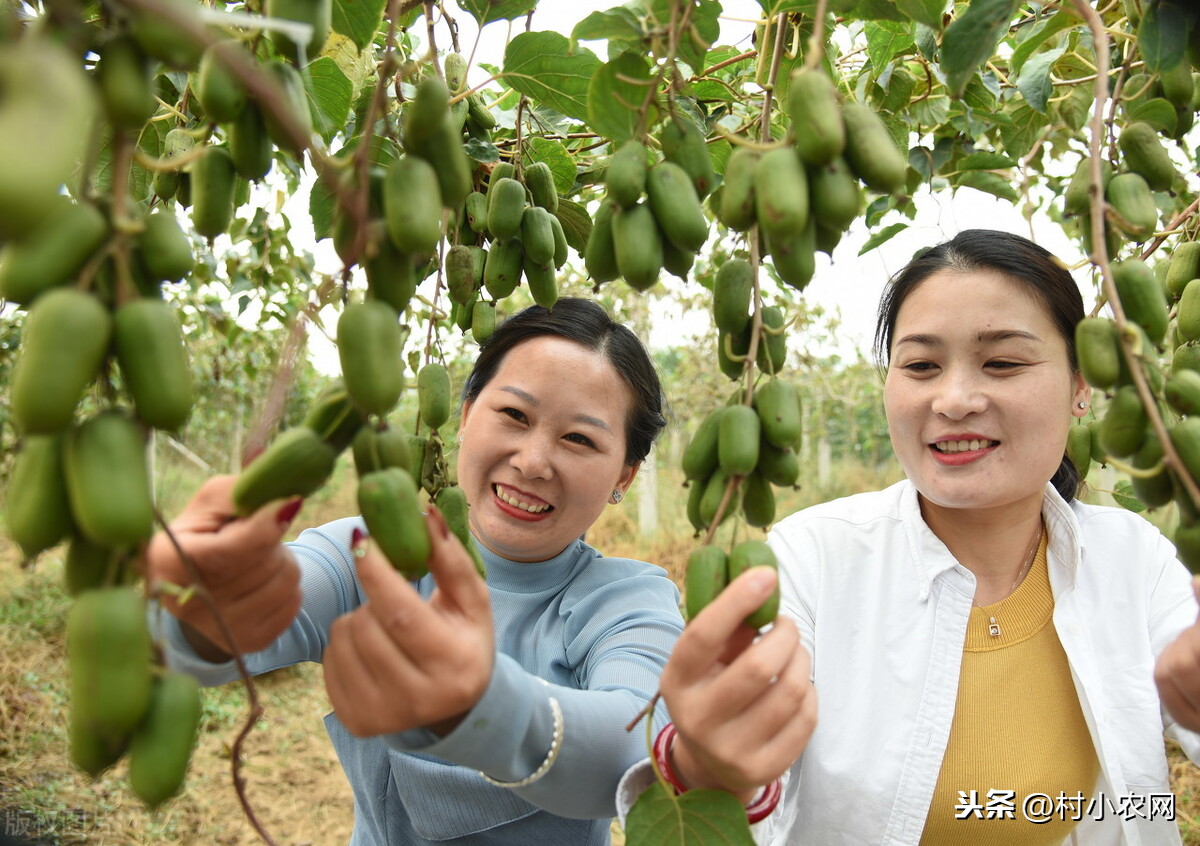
[146,297,685,844]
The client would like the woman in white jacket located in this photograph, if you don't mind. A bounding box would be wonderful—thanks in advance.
[638,230,1200,845]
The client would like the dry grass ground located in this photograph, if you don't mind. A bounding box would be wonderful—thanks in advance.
[3,461,1200,844]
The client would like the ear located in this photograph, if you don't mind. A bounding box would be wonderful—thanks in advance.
[460,398,474,428]
[614,461,641,498]
[1071,370,1091,418]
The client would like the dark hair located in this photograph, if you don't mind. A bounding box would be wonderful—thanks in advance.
[462,298,668,465]
[872,229,1085,502]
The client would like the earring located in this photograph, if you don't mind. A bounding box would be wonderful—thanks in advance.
[457,432,464,446]
[611,489,623,504]
[1077,401,1088,410]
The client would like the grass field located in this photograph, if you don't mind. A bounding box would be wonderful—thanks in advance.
[3,458,1200,844]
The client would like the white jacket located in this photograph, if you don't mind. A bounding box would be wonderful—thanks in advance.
[617,480,1200,844]
[762,480,1200,845]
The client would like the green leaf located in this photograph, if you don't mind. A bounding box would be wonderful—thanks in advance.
[303,57,353,144]
[1113,480,1147,513]
[939,0,1020,99]
[459,0,538,27]
[680,0,721,71]
[955,170,1018,201]
[588,52,658,145]
[894,0,946,31]
[572,7,644,47]
[1128,97,1179,136]
[1009,9,1077,75]
[553,199,592,254]
[1138,1,1188,75]
[463,138,500,163]
[331,0,386,51]
[625,781,756,845]
[859,222,908,254]
[954,151,1016,170]
[910,93,949,126]
[1015,45,1065,113]
[865,20,914,74]
[997,98,1048,159]
[523,137,575,194]
[503,31,602,124]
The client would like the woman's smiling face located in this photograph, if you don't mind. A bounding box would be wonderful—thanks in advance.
[456,335,639,563]
[883,268,1089,516]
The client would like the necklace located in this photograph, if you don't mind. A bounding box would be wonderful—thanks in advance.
[974,522,1043,638]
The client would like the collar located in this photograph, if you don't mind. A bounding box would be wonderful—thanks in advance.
[474,537,590,594]
[900,480,1083,602]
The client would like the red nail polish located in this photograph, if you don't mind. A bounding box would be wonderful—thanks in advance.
[276,498,303,525]
[351,527,366,549]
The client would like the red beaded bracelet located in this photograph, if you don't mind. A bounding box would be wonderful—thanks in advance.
[652,722,783,824]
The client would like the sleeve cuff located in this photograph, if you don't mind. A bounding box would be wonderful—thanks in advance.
[382,653,550,779]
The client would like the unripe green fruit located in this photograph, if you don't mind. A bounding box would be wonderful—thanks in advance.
[67,587,153,740]
[841,101,907,194]
[338,301,407,416]
[606,141,648,208]
[98,34,155,129]
[718,405,761,476]
[65,411,156,547]
[11,289,112,435]
[727,540,780,629]
[196,41,249,123]
[190,146,237,240]
[6,435,73,560]
[267,0,332,63]
[128,671,202,809]
[234,427,337,516]
[139,211,194,283]
[384,156,443,256]
[685,545,728,620]
[787,68,845,166]
[114,300,195,431]
[417,363,451,431]
[359,468,431,579]
[613,204,663,291]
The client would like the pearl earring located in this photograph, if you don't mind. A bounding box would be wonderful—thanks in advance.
[611,489,623,504]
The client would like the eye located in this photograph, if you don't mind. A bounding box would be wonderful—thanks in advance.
[900,361,937,374]
[501,407,527,422]
[985,360,1022,370]
[563,432,596,448]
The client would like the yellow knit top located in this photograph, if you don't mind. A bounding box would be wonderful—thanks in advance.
[920,529,1100,845]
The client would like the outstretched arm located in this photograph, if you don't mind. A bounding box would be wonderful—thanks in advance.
[660,567,817,799]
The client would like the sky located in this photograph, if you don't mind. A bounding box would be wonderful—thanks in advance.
[280,0,1099,373]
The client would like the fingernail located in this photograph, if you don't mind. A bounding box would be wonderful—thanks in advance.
[748,567,777,595]
[429,505,451,540]
[351,527,368,558]
[276,498,303,526]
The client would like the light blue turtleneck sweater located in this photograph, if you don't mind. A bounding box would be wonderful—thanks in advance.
[158,516,683,844]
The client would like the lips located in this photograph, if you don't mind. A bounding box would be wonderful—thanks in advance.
[492,483,554,520]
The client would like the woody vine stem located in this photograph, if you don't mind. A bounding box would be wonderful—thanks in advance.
[1069,0,1200,512]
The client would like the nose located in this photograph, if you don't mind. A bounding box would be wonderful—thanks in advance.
[931,367,987,420]
[510,432,554,480]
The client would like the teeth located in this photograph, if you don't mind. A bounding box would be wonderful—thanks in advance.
[495,486,551,513]
[934,439,996,453]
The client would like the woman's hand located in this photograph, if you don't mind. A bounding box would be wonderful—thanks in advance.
[660,567,817,800]
[322,506,494,738]
[1155,577,1200,731]
[144,475,303,660]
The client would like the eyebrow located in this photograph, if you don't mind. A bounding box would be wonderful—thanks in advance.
[498,385,613,432]
[894,329,1043,347]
